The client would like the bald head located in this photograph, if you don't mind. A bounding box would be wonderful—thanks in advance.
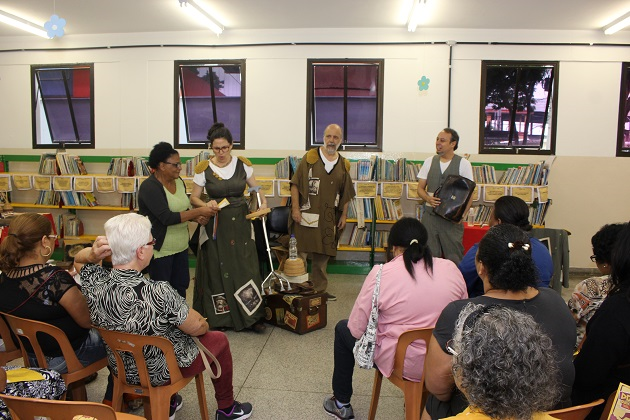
[322,124,343,157]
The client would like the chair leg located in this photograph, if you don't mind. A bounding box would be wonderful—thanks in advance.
[368,370,384,420]
[195,373,209,420]
[404,383,421,420]
[68,381,88,401]
[150,393,166,420]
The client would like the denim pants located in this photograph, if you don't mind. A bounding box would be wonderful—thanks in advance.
[28,328,107,374]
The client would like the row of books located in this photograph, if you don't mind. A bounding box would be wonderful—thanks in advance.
[374,197,404,221]
[56,153,88,175]
[473,165,497,184]
[468,201,551,226]
[185,151,212,177]
[59,191,98,207]
[58,213,84,237]
[273,155,302,179]
[497,162,549,186]
[347,198,375,222]
[339,225,390,249]
[36,191,60,206]
[107,157,150,177]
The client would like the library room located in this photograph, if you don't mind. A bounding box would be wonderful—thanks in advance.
[0,1,629,419]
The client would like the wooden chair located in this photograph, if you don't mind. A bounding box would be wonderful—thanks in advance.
[0,394,146,419]
[600,391,616,420]
[0,315,21,365]
[546,398,605,420]
[96,328,210,420]
[2,313,108,401]
[368,327,434,420]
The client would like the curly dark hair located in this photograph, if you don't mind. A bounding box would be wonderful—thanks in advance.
[387,217,433,277]
[477,224,537,291]
[591,223,626,265]
[0,213,52,272]
[609,222,630,300]
[207,122,233,146]
[493,195,532,231]
[451,303,561,419]
[147,141,178,170]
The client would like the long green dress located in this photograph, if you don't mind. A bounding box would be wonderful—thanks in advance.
[193,159,264,331]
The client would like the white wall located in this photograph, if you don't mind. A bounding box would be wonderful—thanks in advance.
[0,28,629,268]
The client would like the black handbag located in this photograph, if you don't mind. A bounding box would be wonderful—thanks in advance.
[433,175,476,222]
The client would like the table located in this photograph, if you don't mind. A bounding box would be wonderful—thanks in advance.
[463,223,489,254]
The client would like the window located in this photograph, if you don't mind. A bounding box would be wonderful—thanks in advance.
[306,59,384,151]
[617,63,630,157]
[175,60,245,149]
[31,64,94,149]
[479,61,558,155]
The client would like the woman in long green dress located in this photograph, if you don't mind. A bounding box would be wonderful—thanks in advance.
[190,122,267,332]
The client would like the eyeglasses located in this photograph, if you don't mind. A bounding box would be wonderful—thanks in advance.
[163,161,182,168]
[590,255,598,263]
[211,145,231,153]
[48,234,58,240]
[145,238,156,247]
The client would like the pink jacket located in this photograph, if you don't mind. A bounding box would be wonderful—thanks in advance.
[348,255,467,381]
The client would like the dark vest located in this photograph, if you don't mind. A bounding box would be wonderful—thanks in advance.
[425,154,463,194]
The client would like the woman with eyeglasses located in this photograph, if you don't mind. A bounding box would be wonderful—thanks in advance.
[567,223,625,349]
[138,141,218,297]
[573,222,630,420]
[0,214,109,390]
[422,224,575,420]
[190,122,268,332]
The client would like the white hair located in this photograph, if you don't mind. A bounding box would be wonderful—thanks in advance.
[104,213,152,266]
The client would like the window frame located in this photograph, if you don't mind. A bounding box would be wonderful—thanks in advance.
[31,63,95,150]
[306,59,384,152]
[616,62,630,157]
[174,59,246,150]
[479,60,559,155]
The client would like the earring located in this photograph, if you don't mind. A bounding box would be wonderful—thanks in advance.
[40,245,52,258]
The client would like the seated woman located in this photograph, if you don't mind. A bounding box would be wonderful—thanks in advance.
[459,195,553,297]
[323,217,468,420]
[567,223,625,348]
[0,365,66,420]
[0,214,108,381]
[423,224,576,420]
[444,303,561,420]
[573,222,630,420]
[74,213,252,420]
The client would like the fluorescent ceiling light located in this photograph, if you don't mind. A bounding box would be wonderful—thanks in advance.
[181,0,224,35]
[603,10,630,35]
[407,0,428,32]
[0,9,49,38]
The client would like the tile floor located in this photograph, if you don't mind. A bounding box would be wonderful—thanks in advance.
[33,269,595,420]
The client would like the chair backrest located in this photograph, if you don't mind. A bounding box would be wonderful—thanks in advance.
[96,327,184,389]
[546,398,605,420]
[393,327,434,380]
[266,206,290,235]
[0,315,21,365]
[0,393,142,420]
[1,312,85,373]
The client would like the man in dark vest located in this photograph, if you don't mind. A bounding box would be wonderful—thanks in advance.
[416,128,474,265]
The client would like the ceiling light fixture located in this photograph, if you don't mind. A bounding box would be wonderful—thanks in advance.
[603,10,630,35]
[407,0,428,33]
[179,0,224,36]
[0,9,49,38]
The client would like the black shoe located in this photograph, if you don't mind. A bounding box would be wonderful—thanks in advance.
[169,394,183,420]
[325,292,337,301]
[216,401,253,420]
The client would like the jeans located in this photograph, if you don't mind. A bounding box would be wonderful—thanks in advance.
[28,328,107,374]
[331,319,358,403]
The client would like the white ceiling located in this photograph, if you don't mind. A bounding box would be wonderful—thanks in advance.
[0,0,629,38]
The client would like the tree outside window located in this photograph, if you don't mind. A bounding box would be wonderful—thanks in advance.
[306,59,384,151]
[31,64,94,149]
[480,61,558,155]
[175,60,245,149]
[617,63,630,157]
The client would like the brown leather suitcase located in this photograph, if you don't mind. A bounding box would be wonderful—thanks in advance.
[264,291,327,334]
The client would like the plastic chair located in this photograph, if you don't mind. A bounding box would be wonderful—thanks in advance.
[546,398,605,420]
[2,312,108,401]
[0,316,21,365]
[96,327,210,420]
[0,393,146,419]
[368,327,434,420]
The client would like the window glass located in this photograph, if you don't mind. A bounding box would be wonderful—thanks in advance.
[307,59,383,150]
[480,61,558,155]
[175,60,245,149]
[32,64,94,149]
[617,63,630,157]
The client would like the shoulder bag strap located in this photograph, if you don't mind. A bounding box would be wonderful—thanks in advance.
[191,336,222,379]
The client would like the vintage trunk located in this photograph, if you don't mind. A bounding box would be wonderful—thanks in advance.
[264,292,327,334]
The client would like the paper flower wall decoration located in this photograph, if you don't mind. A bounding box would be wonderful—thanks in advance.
[44,15,66,39]
[418,76,430,91]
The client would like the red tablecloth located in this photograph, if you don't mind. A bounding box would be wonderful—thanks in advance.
[463,223,489,254]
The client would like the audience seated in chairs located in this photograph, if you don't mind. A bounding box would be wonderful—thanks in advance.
[324,217,467,420]
[73,213,253,420]
[443,303,562,420]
